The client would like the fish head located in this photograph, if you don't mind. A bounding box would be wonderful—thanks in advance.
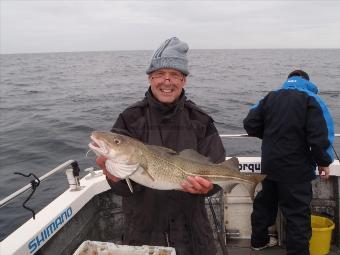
[89,131,142,164]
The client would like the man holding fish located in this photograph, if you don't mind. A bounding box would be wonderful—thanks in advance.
[94,37,228,255]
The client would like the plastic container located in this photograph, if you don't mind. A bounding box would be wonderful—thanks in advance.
[309,215,335,255]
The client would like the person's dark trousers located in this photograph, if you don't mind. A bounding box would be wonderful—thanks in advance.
[251,179,278,248]
[251,178,312,255]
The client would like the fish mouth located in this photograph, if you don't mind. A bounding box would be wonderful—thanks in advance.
[89,135,109,155]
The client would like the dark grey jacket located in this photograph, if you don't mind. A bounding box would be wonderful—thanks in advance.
[107,88,226,255]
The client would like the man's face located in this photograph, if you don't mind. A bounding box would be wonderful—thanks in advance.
[148,68,186,104]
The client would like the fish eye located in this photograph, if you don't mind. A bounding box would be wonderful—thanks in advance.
[113,139,120,145]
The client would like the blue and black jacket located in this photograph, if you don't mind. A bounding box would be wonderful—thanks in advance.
[243,76,334,183]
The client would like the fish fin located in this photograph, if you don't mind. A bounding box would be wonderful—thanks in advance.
[141,167,155,182]
[246,173,266,183]
[243,174,266,200]
[220,157,239,171]
[134,157,154,182]
[178,149,212,164]
[125,178,134,193]
[146,145,177,156]
[240,182,256,201]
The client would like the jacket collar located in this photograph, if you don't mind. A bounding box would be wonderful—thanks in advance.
[145,87,186,119]
[282,76,319,94]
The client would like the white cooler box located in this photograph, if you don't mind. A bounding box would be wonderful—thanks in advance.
[73,240,176,255]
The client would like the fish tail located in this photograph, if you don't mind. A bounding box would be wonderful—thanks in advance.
[244,174,266,200]
[250,174,266,185]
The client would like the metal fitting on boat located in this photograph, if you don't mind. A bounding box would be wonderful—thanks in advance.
[225,229,240,238]
[84,167,102,180]
[66,168,81,191]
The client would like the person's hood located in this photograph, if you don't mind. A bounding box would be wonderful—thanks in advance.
[282,76,319,94]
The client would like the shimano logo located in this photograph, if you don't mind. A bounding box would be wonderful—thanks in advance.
[28,207,73,253]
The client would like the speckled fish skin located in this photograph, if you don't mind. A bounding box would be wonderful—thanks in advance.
[89,131,265,198]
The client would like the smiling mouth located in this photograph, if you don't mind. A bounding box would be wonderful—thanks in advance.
[160,88,174,93]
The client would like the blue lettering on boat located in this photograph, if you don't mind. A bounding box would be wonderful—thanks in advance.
[28,207,72,253]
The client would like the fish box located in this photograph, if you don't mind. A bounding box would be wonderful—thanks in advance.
[73,240,176,255]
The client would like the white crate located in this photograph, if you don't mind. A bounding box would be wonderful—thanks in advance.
[73,240,176,255]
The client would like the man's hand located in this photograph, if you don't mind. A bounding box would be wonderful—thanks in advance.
[96,156,120,182]
[318,166,330,180]
[181,176,213,194]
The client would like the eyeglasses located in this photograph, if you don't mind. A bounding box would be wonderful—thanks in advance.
[151,71,184,82]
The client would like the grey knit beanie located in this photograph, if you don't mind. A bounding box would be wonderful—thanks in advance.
[146,37,189,76]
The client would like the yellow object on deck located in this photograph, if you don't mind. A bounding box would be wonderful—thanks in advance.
[310,215,335,255]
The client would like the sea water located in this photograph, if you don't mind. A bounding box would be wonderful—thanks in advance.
[1,49,339,240]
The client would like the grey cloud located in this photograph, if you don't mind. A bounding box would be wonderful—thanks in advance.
[1,1,339,54]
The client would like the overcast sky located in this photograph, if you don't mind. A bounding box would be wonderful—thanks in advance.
[1,1,340,54]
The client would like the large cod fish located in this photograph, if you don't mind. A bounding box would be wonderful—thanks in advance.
[89,131,265,199]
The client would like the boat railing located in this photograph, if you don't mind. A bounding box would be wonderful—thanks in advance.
[0,160,80,208]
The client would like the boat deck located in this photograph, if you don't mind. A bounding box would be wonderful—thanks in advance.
[222,241,340,255]
[226,247,340,255]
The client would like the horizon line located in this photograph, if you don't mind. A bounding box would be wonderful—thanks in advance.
[1,47,340,55]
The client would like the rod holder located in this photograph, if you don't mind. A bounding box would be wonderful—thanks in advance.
[66,168,81,191]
